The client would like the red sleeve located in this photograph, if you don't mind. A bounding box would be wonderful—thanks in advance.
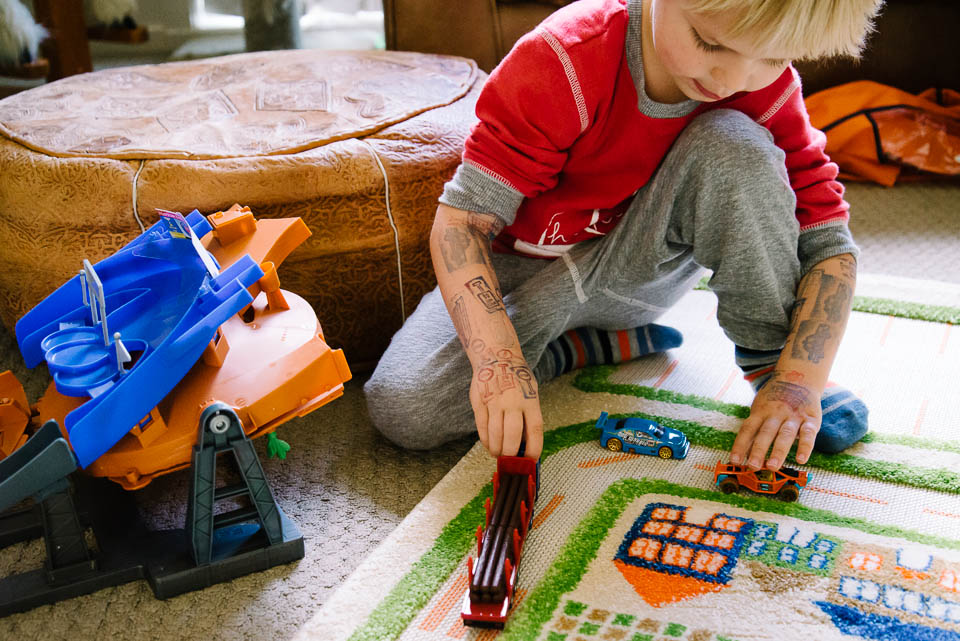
[762,69,849,230]
[462,30,587,198]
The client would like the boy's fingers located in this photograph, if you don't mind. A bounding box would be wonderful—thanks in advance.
[747,417,781,469]
[502,410,523,457]
[766,420,799,470]
[471,391,489,452]
[487,409,504,458]
[794,420,819,464]
[523,406,544,460]
[730,416,761,465]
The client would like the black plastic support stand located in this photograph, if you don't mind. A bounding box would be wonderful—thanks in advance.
[0,406,304,616]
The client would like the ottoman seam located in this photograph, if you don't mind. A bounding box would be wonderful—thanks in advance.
[361,139,406,321]
[131,159,147,233]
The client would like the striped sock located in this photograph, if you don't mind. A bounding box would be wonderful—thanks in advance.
[734,345,869,453]
[734,345,782,391]
[537,324,682,381]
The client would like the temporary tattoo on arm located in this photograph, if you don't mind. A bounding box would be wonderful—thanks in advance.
[836,254,858,280]
[791,320,831,363]
[474,349,538,401]
[441,227,485,272]
[513,365,537,399]
[465,276,506,313]
[467,212,505,240]
[439,213,502,273]
[824,282,852,323]
[451,294,471,349]
[764,380,812,412]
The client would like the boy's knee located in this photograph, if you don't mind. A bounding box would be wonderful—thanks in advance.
[363,366,473,451]
[363,374,436,450]
[682,109,786,174]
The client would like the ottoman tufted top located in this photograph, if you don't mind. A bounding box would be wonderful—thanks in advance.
[0,49,478,160]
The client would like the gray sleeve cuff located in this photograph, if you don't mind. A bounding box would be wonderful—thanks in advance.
[798,219,860,275]
[438,162,526,227]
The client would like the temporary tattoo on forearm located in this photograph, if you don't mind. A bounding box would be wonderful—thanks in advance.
[513,365,537,399]
[476,365,496,402]
[465,276,505,313]
[791,320,831,363]
[764,381,811,412]
[451,294,471,349]
[836,254,857,280]
[824,282,852,323]
[441,227,488,272]
[786,257,855,365]
[467,212,505,240]
[474,350,538,401]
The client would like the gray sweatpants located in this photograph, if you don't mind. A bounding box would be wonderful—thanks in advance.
[364,110,804,450]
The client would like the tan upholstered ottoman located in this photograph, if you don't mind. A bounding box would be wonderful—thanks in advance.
[0,50,482,370]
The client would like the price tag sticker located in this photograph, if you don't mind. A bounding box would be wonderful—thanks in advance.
[157,209,191,240]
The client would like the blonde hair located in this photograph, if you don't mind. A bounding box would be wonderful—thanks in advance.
[686,0,885,61]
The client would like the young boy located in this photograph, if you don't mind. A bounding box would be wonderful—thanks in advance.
[365,0,882,471]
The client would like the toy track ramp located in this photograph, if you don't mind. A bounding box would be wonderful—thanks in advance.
[0,420,77,513]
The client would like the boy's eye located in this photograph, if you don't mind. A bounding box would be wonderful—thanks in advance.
[763,58,788,68]
[691,27,724,53]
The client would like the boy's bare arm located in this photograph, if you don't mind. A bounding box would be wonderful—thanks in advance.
[429,203,544,459]
[730,253,857,470]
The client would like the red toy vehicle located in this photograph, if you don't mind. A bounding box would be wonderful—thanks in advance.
[713,461,809,502]
[461,455,539,629]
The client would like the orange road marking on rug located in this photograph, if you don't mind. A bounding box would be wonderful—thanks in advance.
[805,485,888,505]
[879,316,894,346]
[705,303,717,321]
[714,369,738,400]
[532,494,564,530]
[694,463,713,472]
[421,572,469,632]
[940,324,953,355]
[447,617,467,639]
[923,508,960,520]
[912,399,929,435]
[578,453,638,468]
[654,359,679,388]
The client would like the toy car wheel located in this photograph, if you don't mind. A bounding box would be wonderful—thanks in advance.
[606,438,623,452]
[778,484,800,502]
[658,446,672,459]
[719,477,739,494]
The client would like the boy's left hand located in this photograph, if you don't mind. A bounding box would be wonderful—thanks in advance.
[731,378,821,471]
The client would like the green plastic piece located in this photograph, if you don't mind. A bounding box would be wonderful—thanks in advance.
[267,432,291,459]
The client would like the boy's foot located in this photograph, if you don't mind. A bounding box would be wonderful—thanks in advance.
[536,324,683,382]
[734,345,869,453]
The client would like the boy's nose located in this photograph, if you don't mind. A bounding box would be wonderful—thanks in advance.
[711,63,749,96]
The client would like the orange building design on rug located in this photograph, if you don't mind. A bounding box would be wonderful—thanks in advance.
[613,504,753,607]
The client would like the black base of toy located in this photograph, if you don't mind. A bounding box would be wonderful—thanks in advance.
[0,471,303,617]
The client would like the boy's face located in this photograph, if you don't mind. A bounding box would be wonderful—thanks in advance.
[647,0,793,102]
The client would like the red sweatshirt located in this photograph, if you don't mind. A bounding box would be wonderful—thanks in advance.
[441,0,849,259]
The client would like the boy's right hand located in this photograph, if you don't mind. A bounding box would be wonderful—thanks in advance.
[468,350,543,459]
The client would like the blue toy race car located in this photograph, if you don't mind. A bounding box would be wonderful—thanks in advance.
[595,411,689,459]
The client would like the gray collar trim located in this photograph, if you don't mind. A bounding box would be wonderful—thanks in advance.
[626,0,700,118]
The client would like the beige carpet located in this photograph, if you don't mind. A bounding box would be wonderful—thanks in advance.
[0,180,956,640]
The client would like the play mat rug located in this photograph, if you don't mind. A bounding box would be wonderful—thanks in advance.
[297,274,960,641]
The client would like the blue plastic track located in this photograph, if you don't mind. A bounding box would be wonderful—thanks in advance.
[15,211,264,468]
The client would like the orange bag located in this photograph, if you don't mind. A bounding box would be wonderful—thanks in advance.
[805,80,960,186]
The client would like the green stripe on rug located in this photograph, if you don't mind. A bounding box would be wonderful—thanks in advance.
[348,412,960,641]
[574,365,960,455]
[501,477,960,641]
[695,276,960,323]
